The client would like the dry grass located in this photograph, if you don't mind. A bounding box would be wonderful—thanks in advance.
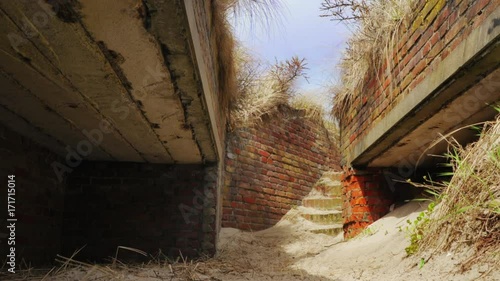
[417,114,500,271]
[230,53,338,150]
[211,0,238,121]
[290,96,340,146]
[220,0,331,131]
[222,0,284,32]
[290,95,325,124]
[229,52,287,129]
[0,249,216,281]
[229,49,307,129]
[220,0,337,135]
[328,0,418,119]
[212,0,285,122]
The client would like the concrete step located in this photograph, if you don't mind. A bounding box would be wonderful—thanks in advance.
[322,184,342,197]
[299,207,342,225]
[312,172,343,197]
[323,172,343,182]
[309,224,343,236]
[302,197,342,210]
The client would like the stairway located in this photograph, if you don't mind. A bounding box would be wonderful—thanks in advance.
[300,172,344,236]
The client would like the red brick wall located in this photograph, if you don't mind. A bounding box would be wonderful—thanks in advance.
[222,105,340,230]
[62,163,218,261]
[341,0,497,162]
[0,124,65,266]
[341,168,393,238]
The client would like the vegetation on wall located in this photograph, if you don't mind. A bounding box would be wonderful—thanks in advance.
[211,0,285,121]
[211,0,237,120]
[230,49,307,129]
[221,0,284,31]
[321,0,418,119]
[290,95,340,145]
[229,48,339,144]
[217,0,339,145]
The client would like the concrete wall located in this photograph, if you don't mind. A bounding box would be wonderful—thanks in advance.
[0,124,66,265]
[62,163,218,261]
[222,106,340,230]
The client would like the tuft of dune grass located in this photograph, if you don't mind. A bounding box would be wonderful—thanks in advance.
[417,113,500,271]
[230,48,307,129]
[212,0,238,121]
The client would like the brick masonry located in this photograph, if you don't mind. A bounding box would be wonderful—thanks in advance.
[222,105,341,230]
[0,124,65,265]
[341,0,498,163]
[0,126,221,266]
[62,162,218,262]
[341,168,394,238]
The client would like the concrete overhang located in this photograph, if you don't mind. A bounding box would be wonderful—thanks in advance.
[0,0,221,164]
[350,7,500,168]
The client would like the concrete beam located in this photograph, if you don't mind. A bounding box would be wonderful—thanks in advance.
[0,104,68,157]
[370,67,500,167]
[0,12,145,161]
[184,0,224,163]
[147,0,218,163]
[0,71,112,160]
[1,1,197,163]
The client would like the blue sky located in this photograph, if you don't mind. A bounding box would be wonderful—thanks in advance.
[231,0,351,104]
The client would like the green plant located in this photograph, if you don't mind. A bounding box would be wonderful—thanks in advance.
[404,201,436,256]
[405,112,500,273]
[360,226,378,237]
[418,258,425,269]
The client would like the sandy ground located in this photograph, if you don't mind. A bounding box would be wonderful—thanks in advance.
[4,201,498,280]
[205,201,499,281]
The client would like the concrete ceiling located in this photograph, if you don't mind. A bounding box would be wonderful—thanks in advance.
[0,0,217,163]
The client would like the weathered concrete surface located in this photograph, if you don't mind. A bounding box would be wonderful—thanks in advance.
[350,6,500,168]
[0,0,221,163]
[184,0,229,241]
[370,67,500,168]
[184,0,227,164]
